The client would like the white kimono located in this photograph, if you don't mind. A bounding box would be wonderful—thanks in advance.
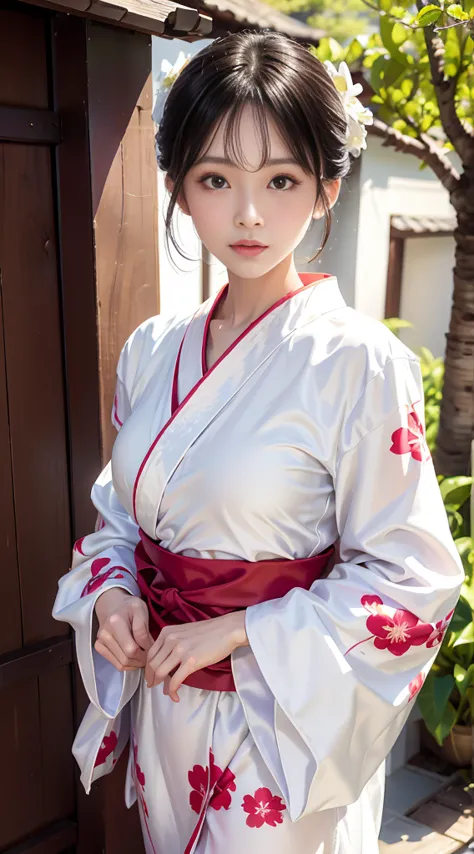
[53,273,463,854]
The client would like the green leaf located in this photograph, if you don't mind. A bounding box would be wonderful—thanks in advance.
[380,14,413,65]
[434,701,458,745]
[392,22,408,45]
[449,595,473,633]
[382,317,414,334]
[345,38,364,67]
[453,622,474,648]
[447,3,469,20]
[418,672,455,740]
[445,28,462,77]
[316,37,344,64]
[439,476,473,509]
[416,5,442,26]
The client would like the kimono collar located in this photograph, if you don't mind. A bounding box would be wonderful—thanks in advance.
[133,272,346,532]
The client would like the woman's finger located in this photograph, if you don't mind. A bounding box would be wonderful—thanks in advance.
[131,601,154,652]
[94,639,141,671]
[167,657,197,702]
[107,614,145,662]
[97,627,145,668]
[146,648,182,688]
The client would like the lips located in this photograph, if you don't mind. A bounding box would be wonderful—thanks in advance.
[230,240,267,248]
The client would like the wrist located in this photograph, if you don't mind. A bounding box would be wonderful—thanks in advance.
[230,610,249,648]
[94,586,131,618]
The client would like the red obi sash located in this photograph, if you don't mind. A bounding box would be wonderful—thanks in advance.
[135,530,334,692]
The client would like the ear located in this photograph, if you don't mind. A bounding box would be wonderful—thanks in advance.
[313,178,341,220]
[164,173,191,216]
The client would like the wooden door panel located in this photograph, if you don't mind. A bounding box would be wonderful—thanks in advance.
[0,278,22,656]
[0,10,49,109]
[0,142,71,646]
[38,667,75,826]
[0,679,43,848]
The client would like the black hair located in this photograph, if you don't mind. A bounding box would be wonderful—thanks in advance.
[156,30,350,260]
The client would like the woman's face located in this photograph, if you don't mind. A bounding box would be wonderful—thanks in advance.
[175,105,340,279]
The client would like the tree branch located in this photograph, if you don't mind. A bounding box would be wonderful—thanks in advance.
[416,0,474,165]
[368,118,461,194]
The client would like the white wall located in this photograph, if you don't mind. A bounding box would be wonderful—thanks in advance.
[355,138,456,321]
[399,236,454,358]
[152,37,223,318]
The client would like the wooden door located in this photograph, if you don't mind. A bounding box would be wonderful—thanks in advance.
[0,6,77,852]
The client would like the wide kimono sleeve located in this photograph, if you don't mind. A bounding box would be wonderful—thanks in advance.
[52,342,142,720]
[232,354,463,821]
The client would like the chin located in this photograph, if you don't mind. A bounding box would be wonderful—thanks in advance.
[221,254,284,279]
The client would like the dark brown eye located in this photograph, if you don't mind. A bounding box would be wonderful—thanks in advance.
[269,175,295,191]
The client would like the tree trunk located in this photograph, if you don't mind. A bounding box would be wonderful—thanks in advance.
[435,166,474,476]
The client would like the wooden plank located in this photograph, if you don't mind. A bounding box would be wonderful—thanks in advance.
[384,236,405,319]
[87,22,159,461]
[0,106,61,145]
[0,637,73,689]
[1,820,77,854]
[51,19,105,854]
[51,16,103,541]
[0,9,50,109]
[0,679,43,848]
[0,269,22,656]
[38,667,75,825]
[0,143,71,646]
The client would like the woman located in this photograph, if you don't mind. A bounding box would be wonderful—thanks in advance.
[53,31,463,854]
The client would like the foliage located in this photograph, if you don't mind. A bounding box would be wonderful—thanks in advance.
[377,329,472,747]
[419,346,444,452]
[261,0,376,41]
[417,479,474,746]
[312,3,473,198]
[413,344,474,746]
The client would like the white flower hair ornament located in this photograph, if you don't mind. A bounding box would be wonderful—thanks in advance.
[324,61,373,158]
[153,52,191,126]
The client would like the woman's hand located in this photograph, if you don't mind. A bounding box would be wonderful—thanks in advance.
[94,588,154,672]
[144,612,249,701]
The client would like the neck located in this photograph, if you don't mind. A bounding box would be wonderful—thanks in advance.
[216,255,302,328]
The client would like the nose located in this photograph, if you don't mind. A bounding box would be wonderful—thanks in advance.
[233,195,264,229]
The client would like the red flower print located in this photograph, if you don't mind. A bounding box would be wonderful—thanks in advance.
[74,537,86,555]
[94,731,118,767]
[133,739,157,854]
[81,560,132,598]
[210,767,236,811]
[188,750,236,814]
[242,787,286,828]
[366,607,433,656]
[426,609,455,648]
[189,763,209,814]
[345,595,433,657]
[390,406,430,463]
[408,673,425,701]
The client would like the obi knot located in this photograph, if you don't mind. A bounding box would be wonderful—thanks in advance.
[160,586,182,615]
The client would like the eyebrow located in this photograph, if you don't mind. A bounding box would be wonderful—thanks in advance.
[195,156,299,167]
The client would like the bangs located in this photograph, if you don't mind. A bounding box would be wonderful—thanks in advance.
[200,98,315,176]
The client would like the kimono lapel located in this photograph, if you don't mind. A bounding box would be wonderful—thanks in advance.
[133,274,345,536]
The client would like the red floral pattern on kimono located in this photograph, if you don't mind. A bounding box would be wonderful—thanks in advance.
[426,609,455,648]
[408,673,425,701]
[94,730,117,767]
[133,739,157,854]
[242,787,286,828]
[189,750,236,814]
[80,558,132,597]
[73,536,86,556]
[390,405,430,462]
[345,595,434,657]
